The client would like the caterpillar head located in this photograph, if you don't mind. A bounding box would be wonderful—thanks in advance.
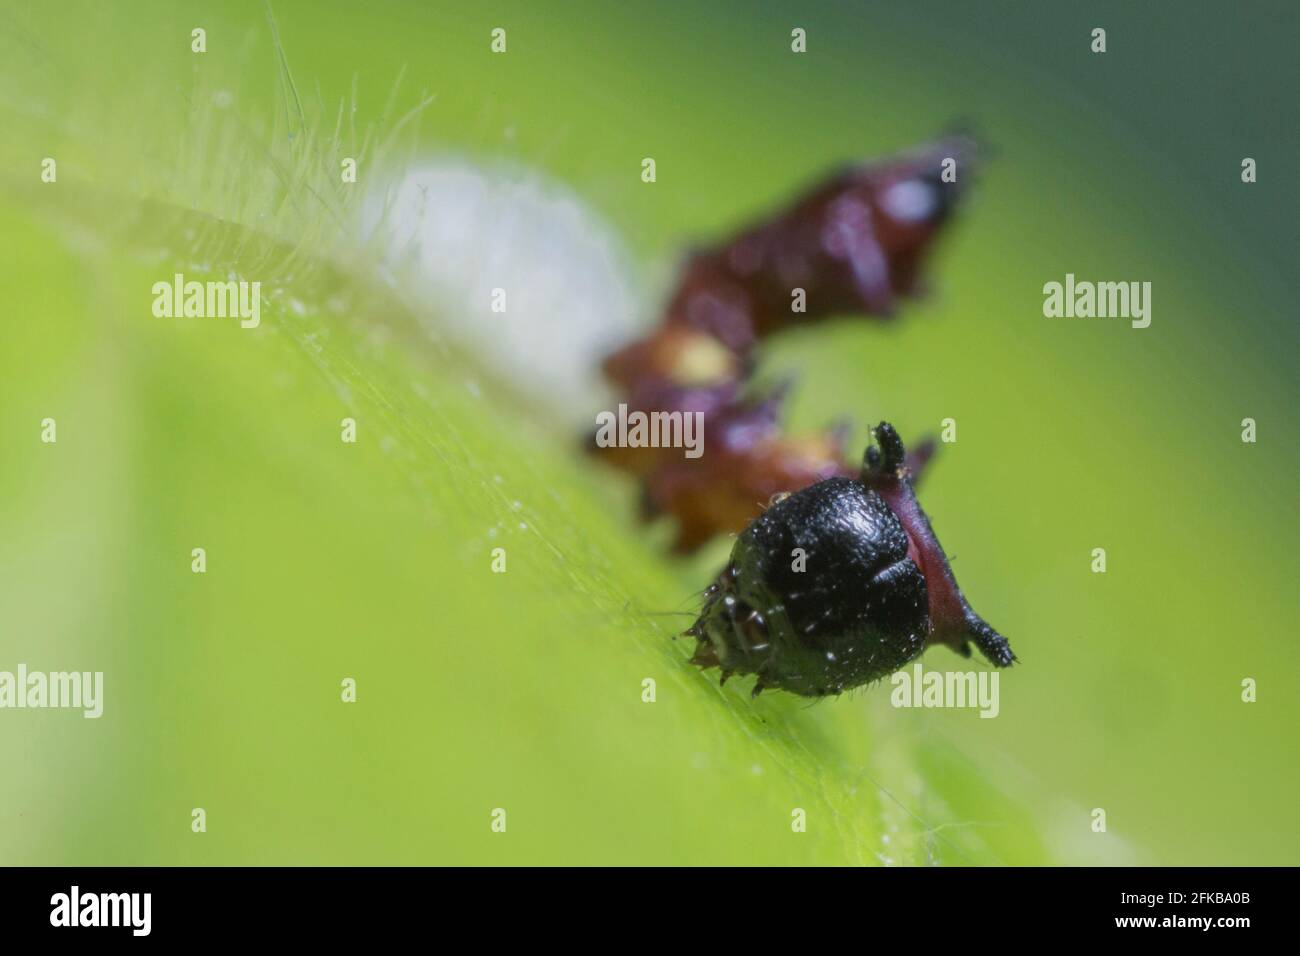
[688,422,1014,697]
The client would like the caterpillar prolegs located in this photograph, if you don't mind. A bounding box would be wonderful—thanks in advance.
[590,136,1016,697]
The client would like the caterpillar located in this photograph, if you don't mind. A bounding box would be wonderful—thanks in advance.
[590,135,1017,696]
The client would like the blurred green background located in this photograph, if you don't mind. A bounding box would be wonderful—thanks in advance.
[1,0,1296,865]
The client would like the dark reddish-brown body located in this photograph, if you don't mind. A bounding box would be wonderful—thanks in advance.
[591,136,969,550]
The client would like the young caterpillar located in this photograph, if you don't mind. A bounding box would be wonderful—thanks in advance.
[592,136,1016,695]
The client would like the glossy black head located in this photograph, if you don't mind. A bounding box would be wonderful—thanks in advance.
[687,422,1015,698]
[690,477,929,697]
